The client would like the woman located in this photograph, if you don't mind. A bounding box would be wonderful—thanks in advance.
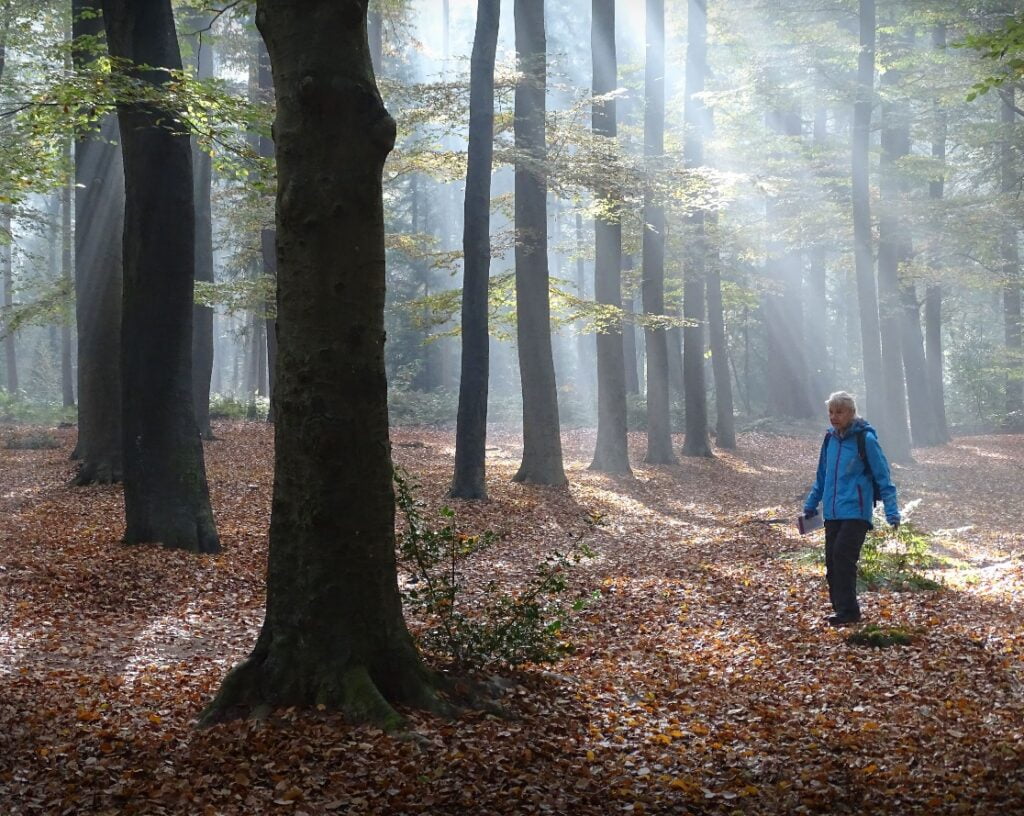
[803,391,900,626]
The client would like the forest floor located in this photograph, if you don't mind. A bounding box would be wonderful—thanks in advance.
[0,421,1022,815]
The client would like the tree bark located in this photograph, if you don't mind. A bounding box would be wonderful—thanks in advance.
[71,0,123,482]
[61,137,74,408]
[682,0,712,457]
[852,0,884,425]
[2,206,14,394]
[257,38,278,424]
[512,0,566,485]
[184,7,216,440]
[589,0,630,475]
[641,0,675,464]
[202,0,447,727]
[104,0,219,552]
[451,0,499,499]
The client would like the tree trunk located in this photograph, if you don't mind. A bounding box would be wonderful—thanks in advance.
[806,105,829,406]
[1001,87,1023,429]
[72,0,123,484]
[104,0,219,552]
[512,0,566,485]
[574,211,595,404]
[706,212,735,448]
[184,7,216,440]
[682,0,712,457]
[202,0,447,727]
[641,0,675,463]
[876,30,912,463]
[589,0,630,475]
[255,37,277,423]
[852,0,884,424]
[368,2,382,75]
[61,137,75,408]
[451,0,499,499]
[2,206,15,394]
[925,23,950,443]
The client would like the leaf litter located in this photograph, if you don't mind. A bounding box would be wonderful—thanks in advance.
[0,422,1022,814]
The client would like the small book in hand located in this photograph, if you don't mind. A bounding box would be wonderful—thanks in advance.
[797,513,823,535]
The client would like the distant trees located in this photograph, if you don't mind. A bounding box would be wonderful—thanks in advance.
[103,0,219,552]
[203,0,445,725]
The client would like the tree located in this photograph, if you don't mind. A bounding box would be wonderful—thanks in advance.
[512,0,566,486]
[257,37,277,424]
[181,7,216,441]
[451,0,499,500]
[589,0,630,475]
[851,0,884,425]
[705,211,735,448]
[202,0,448,727]
[71,0,124,484]
[681,0,712,458]
[1001,86,1022,428]
[641,0,676,464]
[103,0,219,552]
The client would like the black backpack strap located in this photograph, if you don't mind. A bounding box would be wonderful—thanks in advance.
[856,430,871,477]
[819,431,830,466]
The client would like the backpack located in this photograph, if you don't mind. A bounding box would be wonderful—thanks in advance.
[818,429,882,506]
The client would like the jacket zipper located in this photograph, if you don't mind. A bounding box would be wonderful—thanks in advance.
[831,435,842,517]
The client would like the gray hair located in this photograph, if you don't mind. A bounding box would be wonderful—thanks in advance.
[826,390,858,415]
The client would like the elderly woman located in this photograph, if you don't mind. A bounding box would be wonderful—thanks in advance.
[803,391,900,626]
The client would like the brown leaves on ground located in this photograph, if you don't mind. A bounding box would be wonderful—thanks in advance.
[0,422,1022,815]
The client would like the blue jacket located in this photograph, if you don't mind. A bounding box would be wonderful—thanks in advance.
[804,418,899,527]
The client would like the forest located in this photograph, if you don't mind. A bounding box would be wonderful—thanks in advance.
[0,0,1022,813]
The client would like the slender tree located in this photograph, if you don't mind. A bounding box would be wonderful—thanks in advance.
[1,206,14,394]
[705,211,735,448]
[852,0,884,424]
[451,0,500,499]
[258,38,277,424]
[103,0,219,552]
[512,0,566,485]
[682,0,712,457]
[184,7,216,440]
[641,0,676,464]
[589,0,630,474]
[1001,86,1023,428]
[60,134,74,408]
[202,0,448,726]
[71,0,123,483]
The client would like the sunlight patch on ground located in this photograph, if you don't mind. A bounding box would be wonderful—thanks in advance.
[0,628,38,677]
[951,444,1011,460]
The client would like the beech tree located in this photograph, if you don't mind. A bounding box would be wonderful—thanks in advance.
[202,0,447,725]
[104,0,219,552]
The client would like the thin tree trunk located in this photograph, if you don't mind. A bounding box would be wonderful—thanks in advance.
[185,7,216,440]
[512,0,566,485]
[257,38,278,423]
[2,207,14,394]
[682,0,711,457]
[589,0,630,474]
[104,0,219,552]
[202,0,447,727]
[641,0,675,463]
[451,0,499,499]
[706,212,735,448]
[61,137,74,408]
[852,0,884,423]
[1001,87,1023,428]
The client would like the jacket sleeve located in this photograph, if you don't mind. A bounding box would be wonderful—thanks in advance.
[865,432,900,523]
[804,436,827,513]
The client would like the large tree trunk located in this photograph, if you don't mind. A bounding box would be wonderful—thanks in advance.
[71,0,122,484]
[451,0,499,499]
[185,7,216,440]
[925,24,950,443]
[876,32,912,463]
[202,0,446,727]
[682,0,712,457]
[104,0,219,553]
[512,0,566,485]
[852,0,884,422]
[1001,87,1023,429]
[589,0,630,475]
[641,0,675,464]
[705,212,735,448]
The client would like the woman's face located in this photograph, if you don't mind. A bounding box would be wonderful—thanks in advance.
[829,404,855,433]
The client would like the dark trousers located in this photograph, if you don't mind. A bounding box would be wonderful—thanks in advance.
[824,520,870,618]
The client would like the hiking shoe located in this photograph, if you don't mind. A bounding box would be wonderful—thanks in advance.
[828,614,861,627]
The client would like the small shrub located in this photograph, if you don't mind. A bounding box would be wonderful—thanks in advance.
[858,501,941,592]
[388,387,458,427]
[209,393,268,421]
[4,431,62,450]
[0,391,76,425]
[394,468,597,668]
[846,624,919,648]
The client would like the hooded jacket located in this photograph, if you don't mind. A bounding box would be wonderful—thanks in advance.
[803,418,900,527]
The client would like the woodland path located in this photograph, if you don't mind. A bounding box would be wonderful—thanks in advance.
[0,422,1021,814]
